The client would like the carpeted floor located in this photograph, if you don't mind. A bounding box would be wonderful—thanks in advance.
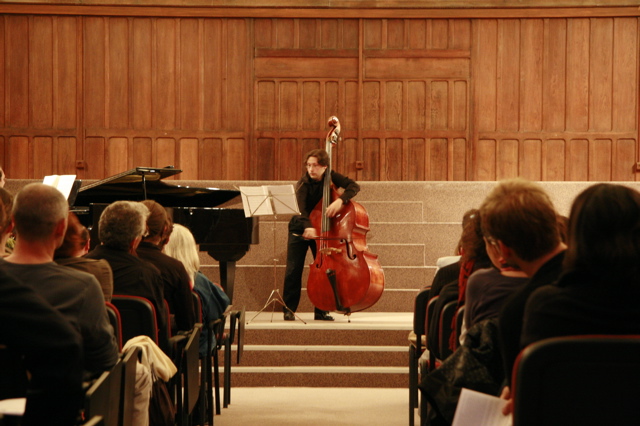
[215,387,411,426]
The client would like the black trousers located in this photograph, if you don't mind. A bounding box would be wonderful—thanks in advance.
[282,232,325,315]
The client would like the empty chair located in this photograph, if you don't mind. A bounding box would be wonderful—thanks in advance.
[512,335,640,426]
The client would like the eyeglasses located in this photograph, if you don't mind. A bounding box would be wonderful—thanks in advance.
[484,236,499,247]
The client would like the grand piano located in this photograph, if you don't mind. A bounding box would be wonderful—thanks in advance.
[72,166,259,302]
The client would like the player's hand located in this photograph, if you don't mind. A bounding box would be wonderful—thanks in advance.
[325,199,344,218]
[302,228,318,239]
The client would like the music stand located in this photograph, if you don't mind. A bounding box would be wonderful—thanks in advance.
[239,185,307,324]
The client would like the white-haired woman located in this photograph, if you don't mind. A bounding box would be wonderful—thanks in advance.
[163,223,230,357]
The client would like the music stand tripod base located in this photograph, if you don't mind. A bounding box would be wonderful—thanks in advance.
[247,288,307,324]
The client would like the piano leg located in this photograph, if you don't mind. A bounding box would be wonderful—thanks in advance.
[219,261,236,303]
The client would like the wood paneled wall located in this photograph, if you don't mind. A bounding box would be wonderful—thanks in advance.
[0,9,638,182]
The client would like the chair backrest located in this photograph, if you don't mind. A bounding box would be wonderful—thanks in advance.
[111,295,159,345]
[84,358,122,426]
[212,306,233,349]
[192,292,203,323]
[512,335,640,426]
[175,324,202,425]
[411,288,432,356]
[119,346,140,426]
[235,308,246,363]
[183,324,202,416]
[437,300,457,360]
[105,302,122,351]
[454,305,465,348]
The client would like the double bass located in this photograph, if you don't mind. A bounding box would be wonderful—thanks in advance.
[306,116,385,316]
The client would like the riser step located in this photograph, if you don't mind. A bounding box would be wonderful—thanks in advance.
[198,272,422,312]
[225,366,406,374]
[221,367,408,388]
[225,345,406,367]
[199,222,460,266]
[243,329,410,347]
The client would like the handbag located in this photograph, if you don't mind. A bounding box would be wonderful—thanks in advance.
[149,367,176,426]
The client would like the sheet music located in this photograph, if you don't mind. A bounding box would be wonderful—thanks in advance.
[43,175,77,200]
[239,186,274,217]
[265,185,299,215]
[239,185,299,217]
[452,388,512,426]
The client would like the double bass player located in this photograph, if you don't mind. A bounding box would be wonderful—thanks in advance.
[282,148,360,321]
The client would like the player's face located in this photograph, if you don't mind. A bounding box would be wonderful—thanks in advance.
[306,156,327,181]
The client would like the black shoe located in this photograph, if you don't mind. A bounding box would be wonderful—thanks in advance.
[314,311,335,321]
[283,311,295,321]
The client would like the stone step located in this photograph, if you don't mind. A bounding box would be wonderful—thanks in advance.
[234,344,406,367]
[218,311,412,388]
[199,263,433,290]
[242,315,411,346]
[201,221,460,270]
[223,366,408,388]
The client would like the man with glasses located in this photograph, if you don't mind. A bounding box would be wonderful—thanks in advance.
[282,149,360,321]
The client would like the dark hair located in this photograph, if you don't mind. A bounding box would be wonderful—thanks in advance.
[480,178,560,262]
[0,187,13,234]
[54,212,89,259]
[556,214,569,243]
[564,183,640,279]
[460,209,488,264]
[141,199,172,242]
[304,149,330,167]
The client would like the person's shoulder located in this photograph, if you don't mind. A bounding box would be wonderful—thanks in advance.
[157,251,184,268]
[53,262,98,282]
[528,283,564,306]
[137,256,162,276]
[466,267,497,289]
[469,267,498,280]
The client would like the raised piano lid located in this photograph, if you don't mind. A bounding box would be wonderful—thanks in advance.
[73,166,240,208]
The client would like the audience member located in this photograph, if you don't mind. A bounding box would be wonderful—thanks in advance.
[54,212,114,301]
[85,200,170,353]
[479,178,566,401]
[460,222,528,343]
[521,183,640,346]
[163,223,231,357]
[0,183,119,380]
[427,209,491,354]
[426,208,477,299]
[0,187,14,254]
[0,268,84,426]
[138,200,196,333]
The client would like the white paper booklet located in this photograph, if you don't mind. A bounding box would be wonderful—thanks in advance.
[452,388,512,426]
[43,175,76,200]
